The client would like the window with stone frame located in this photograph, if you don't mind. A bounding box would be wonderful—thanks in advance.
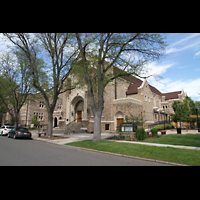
[39,101,44,108]
[33,112,44,121]
[57,103,62,109]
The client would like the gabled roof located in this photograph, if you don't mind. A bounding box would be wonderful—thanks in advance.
[126,79,162,96]
[162,91,182,100]
[113,66,182,99]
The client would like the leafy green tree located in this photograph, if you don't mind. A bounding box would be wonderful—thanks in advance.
[75,33,166,141]
[171,96,196,127]
[195,101,200,115]
[0,51,33,128]
[3,33,77,137]
[31,114,40,127]
[126,113,146,128]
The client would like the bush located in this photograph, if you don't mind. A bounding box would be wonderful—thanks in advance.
[152,124,175,131]
[151,128,158,137]
[136,128,146,140]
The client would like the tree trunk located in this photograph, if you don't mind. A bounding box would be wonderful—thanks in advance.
[14,115,18,128]
[47,111,53,137]
[93,111,102,142]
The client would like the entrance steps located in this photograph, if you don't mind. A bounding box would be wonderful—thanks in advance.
[53,122,86,134]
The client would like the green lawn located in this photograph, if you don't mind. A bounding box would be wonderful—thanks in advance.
[66,140,200,166]
[140,134,200,147]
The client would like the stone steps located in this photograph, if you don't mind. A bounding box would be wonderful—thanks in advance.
[53,122,84,134]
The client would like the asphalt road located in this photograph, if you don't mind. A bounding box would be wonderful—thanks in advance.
[0,136,172,166]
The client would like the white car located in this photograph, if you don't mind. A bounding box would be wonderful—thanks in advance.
[0,125,14,136]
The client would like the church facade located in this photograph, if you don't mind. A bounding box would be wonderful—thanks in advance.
[2,65,187,132]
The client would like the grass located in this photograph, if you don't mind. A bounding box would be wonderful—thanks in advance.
[140,134,200,147]
[66,140,200,166]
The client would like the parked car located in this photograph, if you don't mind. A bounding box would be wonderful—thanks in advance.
[8,127,32,139]
[0,125,14,136]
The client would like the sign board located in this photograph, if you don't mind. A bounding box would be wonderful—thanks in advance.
[120,123,136,132]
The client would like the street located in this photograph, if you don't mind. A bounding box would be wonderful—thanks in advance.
[0,136,172,166]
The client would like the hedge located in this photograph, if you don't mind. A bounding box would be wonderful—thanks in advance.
[151,124,175,131]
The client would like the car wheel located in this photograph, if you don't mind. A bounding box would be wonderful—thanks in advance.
[13,134,16,139]
[7,134,10,138]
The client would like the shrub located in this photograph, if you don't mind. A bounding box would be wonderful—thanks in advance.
[151,128,158,137]
[153,124,175,131]
[136,128,146,140]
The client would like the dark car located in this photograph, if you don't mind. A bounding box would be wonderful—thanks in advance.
[8,127,32,139]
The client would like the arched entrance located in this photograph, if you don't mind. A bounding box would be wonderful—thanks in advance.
[76,100,83,122]
[71,96,84,123]
[115,111,125,131]
[54,117,57,127]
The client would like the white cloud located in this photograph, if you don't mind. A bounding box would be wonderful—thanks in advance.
[150,77,200,100]
[141,61,175,78]
[194,50,200,57]
[166,33,200,54]
[142,60,200,100]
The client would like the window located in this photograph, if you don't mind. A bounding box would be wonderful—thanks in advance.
[105,124,110,130]
[34,112,44,121]
[57,103,62,109]
[39,102,44,108]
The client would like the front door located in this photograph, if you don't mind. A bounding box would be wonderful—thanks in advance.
[54,117,57,127]
[77,111,82,122]
[117,118,124,130]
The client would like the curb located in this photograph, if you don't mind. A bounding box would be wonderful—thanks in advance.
[33,136,188,166]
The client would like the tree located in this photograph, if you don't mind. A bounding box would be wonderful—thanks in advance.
[195,101,200,115]
[126,113,146,128]
[31,114,40,127]
[170,96,196,127]
[0,51,33,128]
[3,33,78,137]
[75,33,166,142]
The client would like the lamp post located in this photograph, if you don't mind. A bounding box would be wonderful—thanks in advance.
[195,108,200,132]
[162,106,166,130]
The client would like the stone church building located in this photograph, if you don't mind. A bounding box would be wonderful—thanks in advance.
[2,66,186,132]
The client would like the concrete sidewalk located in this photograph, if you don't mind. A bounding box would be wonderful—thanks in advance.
[30,129,116,145]
[111,140,200,150]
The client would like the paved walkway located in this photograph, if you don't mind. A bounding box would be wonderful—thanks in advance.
[31,130,117,145]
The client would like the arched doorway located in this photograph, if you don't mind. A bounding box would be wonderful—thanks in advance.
[115,111,125,131]
[75,100,83,122]
[54,117,57,127]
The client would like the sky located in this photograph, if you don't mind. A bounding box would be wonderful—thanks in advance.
[0,33,200,101]
[145,33,200,102]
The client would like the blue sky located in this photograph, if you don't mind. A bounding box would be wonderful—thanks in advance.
[145,33,200,101]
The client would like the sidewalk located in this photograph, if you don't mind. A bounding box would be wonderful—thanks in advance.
[31,129,117,145]
[111,140,200,150]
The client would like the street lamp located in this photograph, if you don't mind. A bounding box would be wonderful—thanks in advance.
[195,108,200,132]
[163,106,165,130]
